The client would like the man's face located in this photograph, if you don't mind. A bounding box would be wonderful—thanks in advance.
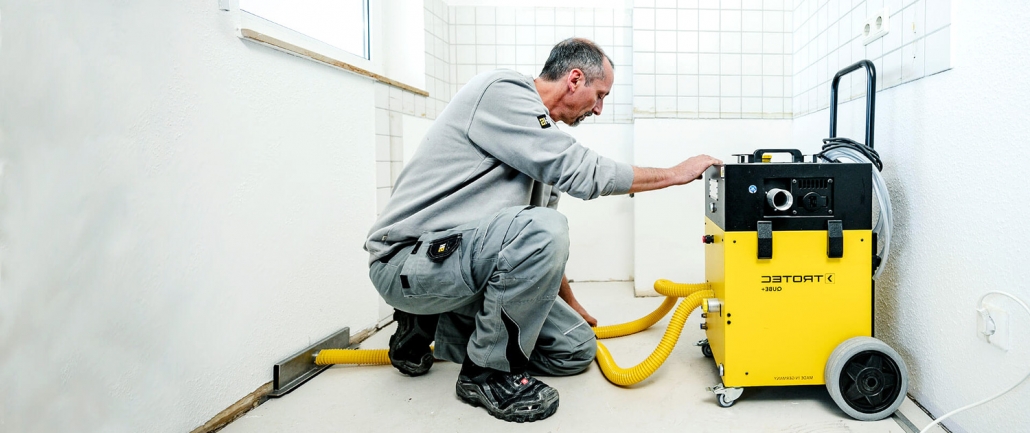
[567,58,614,126]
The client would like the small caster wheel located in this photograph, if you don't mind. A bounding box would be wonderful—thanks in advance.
[707,384,743,408]
[701,343,713,358]
[717,394,735,407]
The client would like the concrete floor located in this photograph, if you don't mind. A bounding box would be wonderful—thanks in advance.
[222,282,941,433]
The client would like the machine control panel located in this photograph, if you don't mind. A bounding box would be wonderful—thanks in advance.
[704,155,872,232]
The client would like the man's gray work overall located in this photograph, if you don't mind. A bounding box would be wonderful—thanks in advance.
[370,205,597,376]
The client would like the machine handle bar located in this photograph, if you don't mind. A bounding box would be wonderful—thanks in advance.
[829,60,877,149]
[751,149,805,163]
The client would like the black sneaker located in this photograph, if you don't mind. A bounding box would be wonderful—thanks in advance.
[388,310,437,376]
[455,361,559,423]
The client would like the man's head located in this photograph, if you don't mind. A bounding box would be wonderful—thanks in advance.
[537,38,615,126]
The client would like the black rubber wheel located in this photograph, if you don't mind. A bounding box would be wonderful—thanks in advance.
[717,394,735,408]
[825,337,909,421]
[701,343,713,358]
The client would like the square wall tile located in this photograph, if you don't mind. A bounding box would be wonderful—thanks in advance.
[925,0,949,33]
[721,75,742,96]
[699,75,720,96]
[656,53,678,74]
[678,31,700,52]
[742,75,762,96]
[635,52,657,73]
[556,7,576,25]
[699,10,720,31]
[721,10,742,31]
[901,38,924,82]
[678,75,699,96]
[656,96,677,116]
[699,53,720,74]
[636,30,658,52]
[656,31,678,52]
[656,9,677,30]
[924,26,950,75]
[677,97,699,117]
[635,74,657,95]
[630,6,655,30]
[699,32,720,52]
[743,33,763,53]
[699,97,720,117]
[678,9,699,31]
[476,7,495,25]
[678,52,700,74]
[656,74,678,96]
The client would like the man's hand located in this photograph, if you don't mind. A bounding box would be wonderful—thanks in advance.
[629,154,723,194]
[570,300,598,327]
[670,154,722,185]
[557,275,598,327]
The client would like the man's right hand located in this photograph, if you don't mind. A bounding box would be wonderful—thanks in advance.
[669,154,722,186]
[628,154,723,194]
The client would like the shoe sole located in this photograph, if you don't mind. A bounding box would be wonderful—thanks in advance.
[388,312,434,377]
[455,382,559,423]
[389,352,433,377]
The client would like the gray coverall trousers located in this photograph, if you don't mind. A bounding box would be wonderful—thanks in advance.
[369,206,597,376]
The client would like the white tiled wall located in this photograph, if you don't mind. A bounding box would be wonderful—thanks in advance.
[791,0,951,117]
[374,82,426,214]
[447,6,636,123]
[632,0,794,119]
[425,0,452,119]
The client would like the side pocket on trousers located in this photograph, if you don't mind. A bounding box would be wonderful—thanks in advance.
[400,229,475,298]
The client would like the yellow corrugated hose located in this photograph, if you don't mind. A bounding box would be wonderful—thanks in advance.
[314,279,712,388]
[315,348,390,366]
[594,289,712,386]
[593,280,708,339]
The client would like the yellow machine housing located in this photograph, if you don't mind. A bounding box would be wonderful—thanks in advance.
[704,222,872,387]
[701,152,875,388]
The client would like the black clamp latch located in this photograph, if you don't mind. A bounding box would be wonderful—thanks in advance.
[827,220,844,258]
[757,221,773,259]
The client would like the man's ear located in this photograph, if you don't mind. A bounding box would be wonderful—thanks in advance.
[567,68,584,92]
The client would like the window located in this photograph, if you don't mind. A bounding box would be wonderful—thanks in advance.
[239,0,369,60]
[231,0,427,95]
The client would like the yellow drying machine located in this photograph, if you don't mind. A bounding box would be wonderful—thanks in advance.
[697,60,907,421]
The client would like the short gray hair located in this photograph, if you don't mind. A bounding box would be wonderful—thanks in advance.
[539,38,613,84]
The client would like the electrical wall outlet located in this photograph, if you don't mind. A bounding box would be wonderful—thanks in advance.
[978,302,1011,351]
[863,7,890,45]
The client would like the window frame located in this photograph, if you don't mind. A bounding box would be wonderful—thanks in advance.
[224,0,427,96]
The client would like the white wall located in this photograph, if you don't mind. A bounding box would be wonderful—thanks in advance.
[381,0,427,89]
[633,118,794,295]
[0,1,380,432]
[792,2,1030,431]
[562,124,636,282]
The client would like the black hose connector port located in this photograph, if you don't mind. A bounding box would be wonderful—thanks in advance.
[766,188,793,211]
[829,60,877,149]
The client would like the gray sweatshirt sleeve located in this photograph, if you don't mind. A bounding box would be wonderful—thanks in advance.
[466,77,634,200]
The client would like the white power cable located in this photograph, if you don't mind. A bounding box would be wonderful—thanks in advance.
[819,147,893,280]
[918,291,1030,433]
